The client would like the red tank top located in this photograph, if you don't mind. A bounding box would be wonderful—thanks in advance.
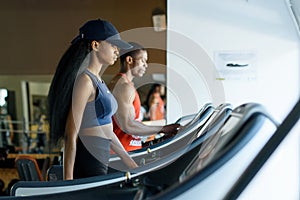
[112,73,142,152]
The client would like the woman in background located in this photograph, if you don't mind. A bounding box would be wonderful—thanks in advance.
[146,84,166,121]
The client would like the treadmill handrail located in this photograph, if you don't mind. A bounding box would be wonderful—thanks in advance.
[224,97,300,200]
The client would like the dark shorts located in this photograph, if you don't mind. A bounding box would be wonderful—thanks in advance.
[73,135,111,179]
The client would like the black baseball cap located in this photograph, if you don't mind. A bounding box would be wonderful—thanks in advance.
[71,19,132,49]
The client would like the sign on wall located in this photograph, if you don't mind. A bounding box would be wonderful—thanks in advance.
[214,50,257,81]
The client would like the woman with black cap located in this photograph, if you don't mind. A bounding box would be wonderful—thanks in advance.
[48,19,138,180]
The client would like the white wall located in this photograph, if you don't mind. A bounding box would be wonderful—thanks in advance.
[167,0,300,123]
[237,119,300,200]
[167,1,300,199]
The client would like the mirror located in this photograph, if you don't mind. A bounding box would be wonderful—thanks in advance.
[0,88,16,148]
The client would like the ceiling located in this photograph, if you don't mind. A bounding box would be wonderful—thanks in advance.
[0,0,166,75]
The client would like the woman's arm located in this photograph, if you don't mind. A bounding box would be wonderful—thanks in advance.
[149,95,159,120]
[63,110,78,180]
[110,130,138,169]
[63,74,94,180]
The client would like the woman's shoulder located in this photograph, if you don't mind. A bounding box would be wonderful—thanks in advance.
[74,72,94,89]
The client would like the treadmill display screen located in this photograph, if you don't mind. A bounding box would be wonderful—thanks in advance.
[180,115,242,181]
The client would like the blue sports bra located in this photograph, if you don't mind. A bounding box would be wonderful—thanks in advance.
[80,69,118,129]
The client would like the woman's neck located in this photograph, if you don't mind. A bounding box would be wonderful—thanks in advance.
[88,53,104,77]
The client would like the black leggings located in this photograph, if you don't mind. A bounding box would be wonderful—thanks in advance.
[73,135,110,179]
